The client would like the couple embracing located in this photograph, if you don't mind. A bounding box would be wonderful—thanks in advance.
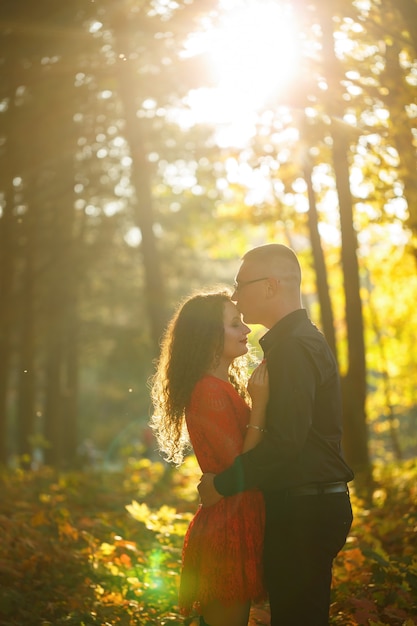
[151,243,354,626]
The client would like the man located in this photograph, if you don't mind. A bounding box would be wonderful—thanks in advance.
[198,243,354,626]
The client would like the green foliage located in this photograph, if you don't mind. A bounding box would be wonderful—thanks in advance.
[0,458,416,625]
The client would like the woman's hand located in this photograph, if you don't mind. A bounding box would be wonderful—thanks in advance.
[243,361,269,451]
[247,360,269,410]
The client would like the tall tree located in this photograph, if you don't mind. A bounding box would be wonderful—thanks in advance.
[109,0,220,351]
[318,5,371,480]
[302,147,338,361]
[0,6,24,464]
[377,5,417,257]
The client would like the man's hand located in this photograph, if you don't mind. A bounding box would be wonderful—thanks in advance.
[197,473,223,507]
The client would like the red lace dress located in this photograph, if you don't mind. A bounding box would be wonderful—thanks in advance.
[179,375,266,615]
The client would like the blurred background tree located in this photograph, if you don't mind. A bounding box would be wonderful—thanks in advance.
[0,0,416,488]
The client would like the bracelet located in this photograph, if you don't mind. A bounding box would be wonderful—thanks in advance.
[246,424,267,433]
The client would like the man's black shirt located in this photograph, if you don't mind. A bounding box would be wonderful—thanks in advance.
[214,309,354,496]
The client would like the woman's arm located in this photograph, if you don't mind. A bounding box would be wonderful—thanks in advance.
[242,361,269,452]
[197,362,269,506]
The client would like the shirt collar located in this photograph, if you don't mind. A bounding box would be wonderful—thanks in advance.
[259,309,308,355]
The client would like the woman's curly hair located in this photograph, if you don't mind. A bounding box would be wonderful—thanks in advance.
[149,290,250,465]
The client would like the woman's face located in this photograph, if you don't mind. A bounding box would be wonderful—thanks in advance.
[221,300,251,361]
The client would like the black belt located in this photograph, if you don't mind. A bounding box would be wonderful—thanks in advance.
[286,481,349,497]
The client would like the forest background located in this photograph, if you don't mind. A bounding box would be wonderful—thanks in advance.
[0,0,417,624]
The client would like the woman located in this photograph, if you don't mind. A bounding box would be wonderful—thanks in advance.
[150,290,268,626]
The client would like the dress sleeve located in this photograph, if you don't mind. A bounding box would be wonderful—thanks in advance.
[186,378,247,474]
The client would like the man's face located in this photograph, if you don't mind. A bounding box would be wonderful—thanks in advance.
[231,260,268,324]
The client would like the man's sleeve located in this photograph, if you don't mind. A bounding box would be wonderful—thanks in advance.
[214,455,247,495]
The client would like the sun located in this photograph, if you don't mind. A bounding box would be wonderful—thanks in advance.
[209,0,298,110]
[184,0,299,133]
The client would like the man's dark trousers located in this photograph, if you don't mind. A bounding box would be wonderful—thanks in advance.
[263,490,353,626]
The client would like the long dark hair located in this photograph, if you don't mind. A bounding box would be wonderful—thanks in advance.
[149,290,249,464]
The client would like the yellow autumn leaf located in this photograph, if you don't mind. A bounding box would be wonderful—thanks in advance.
[125,501,150,523]
[99,542,116,556]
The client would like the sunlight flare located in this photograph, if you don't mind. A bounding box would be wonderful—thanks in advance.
[208,0,298,110]
[184,0,299,131]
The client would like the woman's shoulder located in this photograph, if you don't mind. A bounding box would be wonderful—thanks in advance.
[196,374,229,388]
[189,376,236,411]
[194,375,240,397]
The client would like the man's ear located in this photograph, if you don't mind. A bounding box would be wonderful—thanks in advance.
[266,277,280,298]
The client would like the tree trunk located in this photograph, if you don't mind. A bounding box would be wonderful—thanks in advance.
[332,129,369,465]
[0,191,14,466]
[42,169,79,468]
[0,20,21,464]
[112,14,168,355]
[43,325,64,466]
[61,285,79,467]
[320,9,371,481]
[395,0,417,51]
[302,146,339,362]
[382,41,417,255]
[16,228,36,464]
[42,179,77,469]
[15,75,41,465]
[43,221,77,468]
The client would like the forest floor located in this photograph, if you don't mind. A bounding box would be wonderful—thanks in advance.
[0,456,417,625]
